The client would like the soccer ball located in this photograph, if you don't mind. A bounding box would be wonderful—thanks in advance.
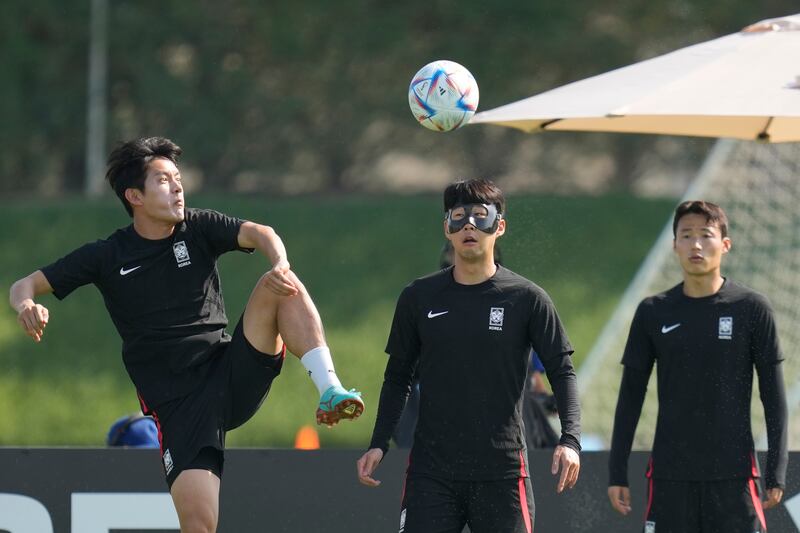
[408,60,479,132]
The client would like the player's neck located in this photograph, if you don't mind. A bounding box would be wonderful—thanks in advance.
[682,271,725,298]
[132,213,176,240]
[452,258,497,285]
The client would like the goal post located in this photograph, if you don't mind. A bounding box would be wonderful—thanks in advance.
[578,139,800,451]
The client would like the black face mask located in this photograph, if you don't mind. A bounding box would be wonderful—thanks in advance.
[445,203,502,234]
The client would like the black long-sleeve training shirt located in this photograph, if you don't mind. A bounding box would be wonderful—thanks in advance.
[41,209,252,406]
[609,280,788,489]
[369,266,581,480]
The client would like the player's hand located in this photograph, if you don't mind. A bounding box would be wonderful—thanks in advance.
[16,299,49,343]
[764,487,784,509]
[260,260,298,296]
[608,485,632,515]
[356,448,384,487]
[551,445,580,493]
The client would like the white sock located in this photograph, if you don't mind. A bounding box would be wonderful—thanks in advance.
[301,346,342,395]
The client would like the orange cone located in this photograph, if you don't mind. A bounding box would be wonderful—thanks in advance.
[294,424,320,450]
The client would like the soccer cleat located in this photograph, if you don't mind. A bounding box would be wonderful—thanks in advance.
[316,385,364,426]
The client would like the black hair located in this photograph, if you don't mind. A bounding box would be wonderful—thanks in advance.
[106,137,182,217]
[672,200,729,238]
[443,178,506,215]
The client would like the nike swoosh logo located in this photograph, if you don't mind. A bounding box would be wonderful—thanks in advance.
[427,310,449,319]
[119,265,142,276]
[661,323,681,334]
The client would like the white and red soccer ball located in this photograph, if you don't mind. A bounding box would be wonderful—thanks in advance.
[408,60,479,132]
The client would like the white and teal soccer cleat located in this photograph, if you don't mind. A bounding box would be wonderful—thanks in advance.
[316,385,364,426]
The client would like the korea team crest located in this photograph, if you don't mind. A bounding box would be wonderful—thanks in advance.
[163,449,174,475]
[644,521,655,533]
[489,307,504,331]
[718,316,733,340]
[173,240,191,268]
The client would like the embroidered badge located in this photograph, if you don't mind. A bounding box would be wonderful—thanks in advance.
[163,449,174,475]
[718,316,733,340]
[489,307,504,331]
[173,240,191,268]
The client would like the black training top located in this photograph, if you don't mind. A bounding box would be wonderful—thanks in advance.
[369,265,581,481]
[609,280,788,489]
[40,208,251,407]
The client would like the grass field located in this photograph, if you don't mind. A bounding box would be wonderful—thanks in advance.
[0,193,675,446]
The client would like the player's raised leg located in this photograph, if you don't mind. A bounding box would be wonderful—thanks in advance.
[242,263,363,426]
[170,470,220,533]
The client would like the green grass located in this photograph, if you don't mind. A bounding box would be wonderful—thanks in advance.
[0,193,675,446]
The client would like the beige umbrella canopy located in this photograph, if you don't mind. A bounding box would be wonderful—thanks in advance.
[470,14,800,142]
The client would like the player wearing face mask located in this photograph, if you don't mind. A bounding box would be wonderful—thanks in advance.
[357,178,581,533]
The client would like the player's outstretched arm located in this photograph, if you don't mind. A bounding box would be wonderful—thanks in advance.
[356,448,384,487]
[9,271,54,343]
[237,221,298,296]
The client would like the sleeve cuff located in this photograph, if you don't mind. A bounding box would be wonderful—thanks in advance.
[765,476,785,490]
[559,434,581,453]
[608,475,629,487]
[369,439,390,457]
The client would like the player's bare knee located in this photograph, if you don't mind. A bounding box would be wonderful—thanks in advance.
[180,518,217,533]
[251,277,285,306]
[255,271,308,300]
[178,507,217,533]
[283,270,309,295]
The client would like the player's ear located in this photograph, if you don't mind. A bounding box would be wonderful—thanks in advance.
[124,188,144,208]
[721,236,732,254]
[496,218,506,237]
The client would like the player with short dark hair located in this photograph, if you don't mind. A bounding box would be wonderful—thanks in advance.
[608,200,788,533]
[357,178,581,533]
[9,137,364,533]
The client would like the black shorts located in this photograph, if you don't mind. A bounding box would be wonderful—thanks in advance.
[399,473,534,533]
[139,316,284,488]
[644,474,767,533]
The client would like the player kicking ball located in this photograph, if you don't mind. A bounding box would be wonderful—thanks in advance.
[9,137,363,533]
[608,201,788,533]
[357,178,581,533]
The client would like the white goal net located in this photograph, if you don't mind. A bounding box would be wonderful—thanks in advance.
[578,139,800,450]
